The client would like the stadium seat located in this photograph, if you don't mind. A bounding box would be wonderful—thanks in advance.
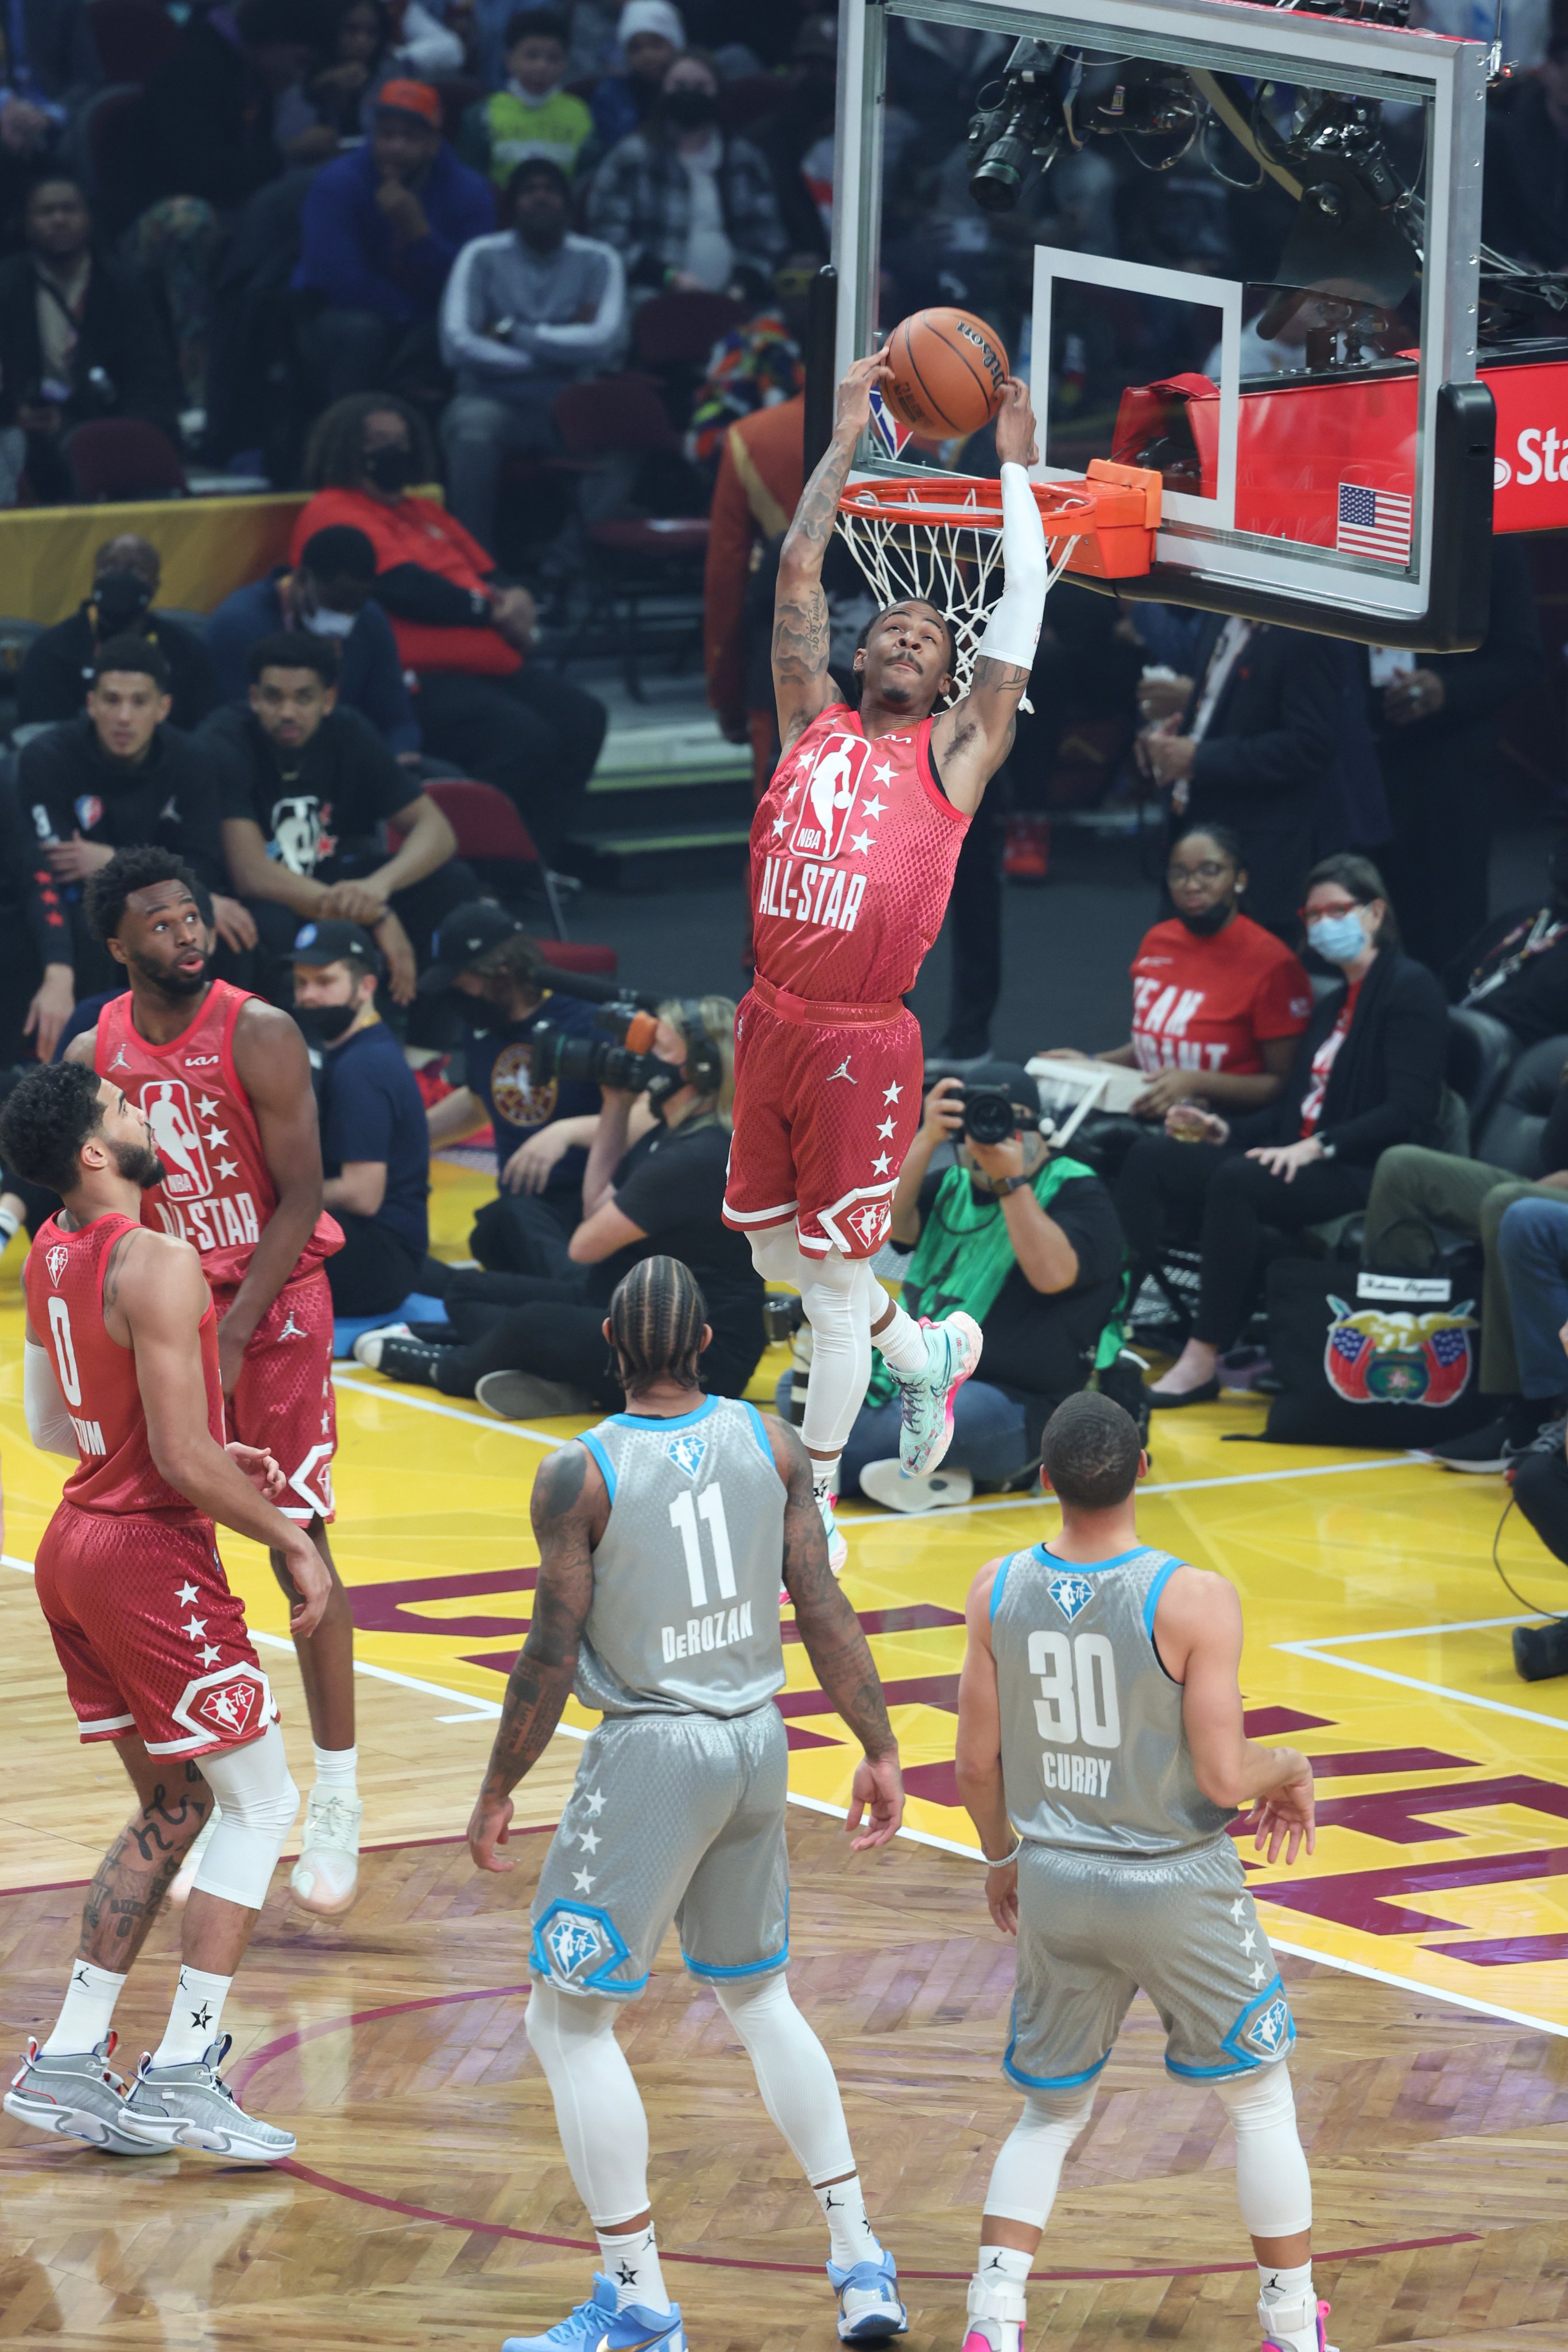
[1474,1034,1568,1177]
[552,374,709,696]
[1445,1005,1519,1132]
[63,419,187,503]
[391,777,572,938]
[68,84,145,225]
[87,0,181,82]
[632,291,747,370]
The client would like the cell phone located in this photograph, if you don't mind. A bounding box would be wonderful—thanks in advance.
[1368,645,1416,687]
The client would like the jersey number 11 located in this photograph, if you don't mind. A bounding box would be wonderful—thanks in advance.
[669,1487,737,1608]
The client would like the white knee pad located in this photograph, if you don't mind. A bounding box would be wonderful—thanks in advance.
[192,1723,300,1910]
[797,1250,874,1454]
[714,1969,855,2185]
[1214,2062,1313,2239]
[982,2084,1097,2229]
[749,1227,813,1288]
[525,1982,651,2227]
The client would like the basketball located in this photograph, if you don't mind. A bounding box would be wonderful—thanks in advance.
[881,308,1011,437]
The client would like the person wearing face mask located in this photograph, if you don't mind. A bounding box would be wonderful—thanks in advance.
[588,0,684,153]
[586,48,787,303]
[1125,854,1447,1406]
[291,920,431,1317]
[17,533,220,736]
[203,525,420,760]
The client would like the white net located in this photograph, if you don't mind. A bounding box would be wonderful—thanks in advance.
[836,491,1080,704]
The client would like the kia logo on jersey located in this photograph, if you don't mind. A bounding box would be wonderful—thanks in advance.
[788,733,873,862]
[139,1077,213,1201]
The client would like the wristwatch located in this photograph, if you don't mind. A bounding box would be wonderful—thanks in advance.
[997,1174,1032,1194]
[1318,1140,1337,1160]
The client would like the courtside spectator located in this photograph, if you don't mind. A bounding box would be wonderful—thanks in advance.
[589,0,683,152]
[204,524,420,758]
[18,636,255,999]
[460,10,594,184]
[292,394,607,860]
[292,919,431,1316]
[703,389,803,793]
[0,1,99,135]
[293,78,494,405]
[206,633,464,1007]
[0,177,180,508]
[748,16,838,257]
[587,49,787,302]
[307,0,398,139]
[1457,831,1568,1042]
[17,534,218,734]
[439,158,626,547]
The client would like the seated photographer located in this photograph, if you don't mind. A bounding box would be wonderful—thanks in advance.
[1125,854,1447,1405]
[798,1066,1125,1511]
[1037,825,1313,1123]
[419,903,606,1278]
[353,996,766,1414]
[292,919,431,1317]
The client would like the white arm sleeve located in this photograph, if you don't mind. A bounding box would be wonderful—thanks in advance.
[24,1340,78,1457]
[975,461,1049,673]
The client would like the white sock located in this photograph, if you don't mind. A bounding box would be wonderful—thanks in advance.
[595,2223,671,2315]
[814,2173,882,2269]
[40,1960,127,2056]
[1259,2259,1317,2349]
[312,1743,358,1793]
[978,2244,1032,2285]
[152,1964,232,2067]
[872,1297,928,1378]
[810,1456,842,1502]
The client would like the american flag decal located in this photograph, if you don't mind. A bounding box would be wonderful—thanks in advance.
[868,388,911,461]
[1336,480,1413,565]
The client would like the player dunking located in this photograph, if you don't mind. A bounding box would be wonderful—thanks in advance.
[954,1394,1331,2352]
[723,351,1050,1566]
[65,846,361,1913]
[467,1257,909,2352]
[1,1062,327,2161]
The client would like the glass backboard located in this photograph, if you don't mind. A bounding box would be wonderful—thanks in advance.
[830,0,1495,647]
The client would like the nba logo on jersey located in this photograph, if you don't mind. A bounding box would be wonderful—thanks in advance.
[1244,1995,1293,2059]
[667,1432,707,1479]
[171,1664,272,1747]
[532,1898,632,1991]
[45,1244,68,1286]
[788,732,873,861]
[845,1199,891,1251]
[138,1078,213,1201]
[1048,1572,1095,1623]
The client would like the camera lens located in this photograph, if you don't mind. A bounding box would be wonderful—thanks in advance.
[962,1088,1020,1147]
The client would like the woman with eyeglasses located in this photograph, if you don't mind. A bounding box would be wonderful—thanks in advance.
[1118,852,1448,1406]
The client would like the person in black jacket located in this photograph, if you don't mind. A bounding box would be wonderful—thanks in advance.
[1454,831,1568,1042]
[0,176,181,507]
[17,533,218,734]
[1116,854,1448,1403]
[1138,618,1344,933]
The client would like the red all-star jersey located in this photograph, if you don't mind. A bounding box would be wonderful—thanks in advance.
[24,1210,223,1518]
[95,980,340,1290]
[750,704,969,1004]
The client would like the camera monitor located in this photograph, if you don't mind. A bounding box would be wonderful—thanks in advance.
[830,0,1493,647]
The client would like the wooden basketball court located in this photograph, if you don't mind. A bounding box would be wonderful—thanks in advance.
[4,1160,1567,2349]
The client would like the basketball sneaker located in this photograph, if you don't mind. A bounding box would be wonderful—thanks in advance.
[959,2270,1025,2352]
[168,1807,219,1908]
[816,1482,848,1575]
[500,2272,685,2352]
[290,1786,363,1915]
[121,2033,296,2163]
[350,1322,413,1369]
[5,2033,162,2157]
[890,1313,982,1476]
[1259,2290,1335,2351]
[827,2249,907,2341]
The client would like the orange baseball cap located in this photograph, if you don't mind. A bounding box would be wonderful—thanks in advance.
[376,78,442,127]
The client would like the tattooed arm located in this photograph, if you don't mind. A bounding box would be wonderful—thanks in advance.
[467,1441,607,1871]
[931,380,1045,815]
[773,347,891,751]
[767,1415,904,1851]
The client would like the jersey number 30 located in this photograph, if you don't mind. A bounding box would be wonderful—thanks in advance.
[1027,1630,1121,1749]
[669,1487,737,1609]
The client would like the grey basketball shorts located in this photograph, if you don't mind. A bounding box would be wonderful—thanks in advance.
[1006,1833,1296,2089]
[530,1701,789,1999]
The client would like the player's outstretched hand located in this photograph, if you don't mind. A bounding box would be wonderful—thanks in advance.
[467,1788,515,1873]
[1246,1763,1315,1867]
[834,345,892,446]
[985,1855,1020,1937]
[994,378,1039,470]
[280,1534,331,1637]
[226,1440,284,1501]
[845,1748,904,1851]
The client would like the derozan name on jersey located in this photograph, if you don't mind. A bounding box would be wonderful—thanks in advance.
[756,856,869,934]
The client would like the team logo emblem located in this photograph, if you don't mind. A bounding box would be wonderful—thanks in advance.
[787,732,872,860]
[73,795,103,834]
[546,1912,604,1976]
[46,1244,68,1286]
[1048,1572,1095,1622]
[171,1664,273,1747]
[531,1898,631,1993]
[1324,1297,1476,1407]
[489,1042,557,1134]
[667,1432,706,1479]
[1243,1995,1293,2059]
[137,1078,212,1201]
[845,1199,891,1251]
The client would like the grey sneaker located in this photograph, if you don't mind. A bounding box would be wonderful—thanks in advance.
[5,2033,163,2157]
[475,1369,597,1419]
[121,2033,296,2164]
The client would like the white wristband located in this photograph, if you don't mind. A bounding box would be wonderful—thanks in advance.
[982,1829,1023,1867]
[975,462,1048,674]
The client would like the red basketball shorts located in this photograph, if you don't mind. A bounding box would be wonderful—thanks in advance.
[34,1501,276,1757]
[723,991,923,1259]
[214,1268,336,1525]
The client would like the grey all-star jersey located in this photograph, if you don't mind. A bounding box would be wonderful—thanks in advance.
[991,1542,1234,1859]
[572,1395,787,1717]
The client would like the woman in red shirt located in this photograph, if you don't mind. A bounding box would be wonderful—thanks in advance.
[291,393,607,860]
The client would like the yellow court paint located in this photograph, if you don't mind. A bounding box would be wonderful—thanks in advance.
[4,1154,1567,2034]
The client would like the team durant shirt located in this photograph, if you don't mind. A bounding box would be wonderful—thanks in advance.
[750,703,969,1004]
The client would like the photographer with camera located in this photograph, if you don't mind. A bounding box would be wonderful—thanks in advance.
[792,1063,1125,1512]
[355,995,767,1417]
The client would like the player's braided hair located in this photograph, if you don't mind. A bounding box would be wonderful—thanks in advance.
[84,844,206,944]
[0,1060,106,1197]
[1042,1390,1143,1511]
[607,1255,708,1398]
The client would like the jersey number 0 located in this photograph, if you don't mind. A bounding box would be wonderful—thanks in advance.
[669,1487,737,1608]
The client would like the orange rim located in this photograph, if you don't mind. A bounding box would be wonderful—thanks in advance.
[838,473,1099,539]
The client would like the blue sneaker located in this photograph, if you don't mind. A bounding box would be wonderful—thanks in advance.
[502,2273,686,2352]
[827,2249,908,2342]
[892,1313,983,1476]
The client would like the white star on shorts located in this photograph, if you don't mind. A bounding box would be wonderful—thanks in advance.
[1230,1897,1248,1922]
[872,1153,892,1175]
[1241,1929,1257,1954]
[176,1582,200,1606]
[883,1082,902,1104]
[199,1644,221,1666]
[1250,1962,1268,1988]
[181,1615,208,1641]
[573,1867,595,1893]
[583,1789,606,1816]
[579,1828,601,1854]
[876,1118,896,1139]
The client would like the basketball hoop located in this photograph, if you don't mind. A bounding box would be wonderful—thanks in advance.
[835,459,1162,701]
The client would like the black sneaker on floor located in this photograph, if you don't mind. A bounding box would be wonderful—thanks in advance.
[1425,1415,1520,1472]
[1514,1617,1568,1682]
[378,1336,445,1386]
